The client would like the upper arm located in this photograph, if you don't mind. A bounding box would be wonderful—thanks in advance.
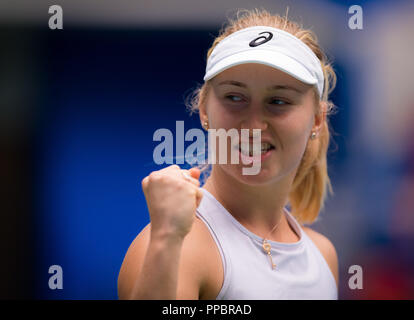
[117,223,151,299]
[117,219,212,300]
[302,226,339,288]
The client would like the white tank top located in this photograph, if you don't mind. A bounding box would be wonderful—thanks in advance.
[196,188,338,300]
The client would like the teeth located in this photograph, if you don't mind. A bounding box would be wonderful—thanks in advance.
[239,142,273,156]
[261,142,272,150]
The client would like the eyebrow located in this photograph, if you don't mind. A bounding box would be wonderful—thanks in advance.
[218,80,304,94]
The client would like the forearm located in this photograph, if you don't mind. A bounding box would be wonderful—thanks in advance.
[128,234,184,299]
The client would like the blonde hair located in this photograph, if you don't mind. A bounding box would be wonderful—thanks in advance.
[186,8,337,224]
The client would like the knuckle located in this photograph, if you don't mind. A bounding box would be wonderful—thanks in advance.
[176,181,186,190]
[148,171,162,183]
[187,187,197,197]
[141,176,149,189]
[148,171,158,179]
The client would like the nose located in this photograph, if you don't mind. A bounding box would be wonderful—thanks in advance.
[240,104,268,134]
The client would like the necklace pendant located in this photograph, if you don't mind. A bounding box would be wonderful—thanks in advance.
[262,240,276,270]
[262,240,271,253]
[267,251,276,270]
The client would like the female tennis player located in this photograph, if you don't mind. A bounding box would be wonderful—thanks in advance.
[118,8,339,300]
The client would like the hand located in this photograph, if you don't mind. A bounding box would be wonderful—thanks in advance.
[141,165,203,240]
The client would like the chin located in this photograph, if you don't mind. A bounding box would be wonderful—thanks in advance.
[232,165,279,186]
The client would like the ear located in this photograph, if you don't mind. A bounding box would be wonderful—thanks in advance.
[312,101,327,133]
[199,104,207,127]
[198,92,209,129]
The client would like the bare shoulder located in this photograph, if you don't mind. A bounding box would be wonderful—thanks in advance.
[117,217,223,300]
[302,226,339,287]
[180,217,223,299]
[117,223,151,299]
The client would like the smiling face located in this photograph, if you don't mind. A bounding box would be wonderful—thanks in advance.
[199,63,324,185]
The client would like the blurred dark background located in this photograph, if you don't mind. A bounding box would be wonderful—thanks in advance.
[1,0,413,299]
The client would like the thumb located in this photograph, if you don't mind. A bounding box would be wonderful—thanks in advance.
[189,168,203,208]
[188,167,201,180]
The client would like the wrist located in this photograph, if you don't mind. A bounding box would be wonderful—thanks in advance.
[150,229,186,245]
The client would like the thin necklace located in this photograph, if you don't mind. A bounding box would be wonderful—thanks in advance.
[261,213,284,270]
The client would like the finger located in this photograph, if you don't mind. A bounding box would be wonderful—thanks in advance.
[181,169,200,187]
[185,183,204,208]
[195,187,204,208]
[160,164,181,173]
[141,176,149,193]
[188,167,201,180]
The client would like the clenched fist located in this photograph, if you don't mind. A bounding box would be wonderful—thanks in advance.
[141,165,204,241]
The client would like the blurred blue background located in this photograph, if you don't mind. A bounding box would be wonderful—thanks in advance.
[1,0,413,299]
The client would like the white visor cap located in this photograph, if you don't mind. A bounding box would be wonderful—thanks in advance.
[204,26,324,98]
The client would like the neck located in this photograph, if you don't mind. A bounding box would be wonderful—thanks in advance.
[203,165,297,241]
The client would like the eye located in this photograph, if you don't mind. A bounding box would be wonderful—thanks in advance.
[267,98,291,114]
[225,95,244,102]
[269,98,289,105]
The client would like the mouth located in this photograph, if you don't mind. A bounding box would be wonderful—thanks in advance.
[237,142,276,157]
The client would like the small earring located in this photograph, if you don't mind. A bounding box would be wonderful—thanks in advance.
[203,121,209,130]
[310,131,317,140]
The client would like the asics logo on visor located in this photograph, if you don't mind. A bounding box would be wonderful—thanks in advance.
[249,31,273,47]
